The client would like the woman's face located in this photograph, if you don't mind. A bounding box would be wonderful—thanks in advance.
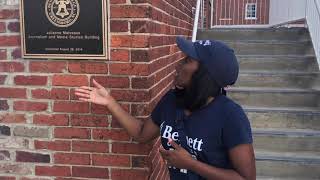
[174,55,199,89]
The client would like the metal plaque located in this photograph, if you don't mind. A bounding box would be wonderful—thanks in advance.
[20,0,108,59]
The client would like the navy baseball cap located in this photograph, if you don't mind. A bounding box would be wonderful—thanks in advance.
[176,36,239,87]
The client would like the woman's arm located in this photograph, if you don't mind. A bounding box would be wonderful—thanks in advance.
[160,139,256,180]
[75,79,160,143]
[106,99,160,143]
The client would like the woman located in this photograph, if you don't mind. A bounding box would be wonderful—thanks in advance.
[75,37,256,180]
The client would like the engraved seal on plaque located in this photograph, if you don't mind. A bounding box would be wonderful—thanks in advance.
[45,0,80,27]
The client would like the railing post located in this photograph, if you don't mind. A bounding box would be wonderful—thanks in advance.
[192,0,201,42]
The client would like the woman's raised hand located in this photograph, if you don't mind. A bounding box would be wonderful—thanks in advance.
[75,79,115,106]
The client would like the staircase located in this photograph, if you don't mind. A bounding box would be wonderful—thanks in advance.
[197,28,320,180]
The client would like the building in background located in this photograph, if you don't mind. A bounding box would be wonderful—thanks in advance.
[207,0,306,28]
[212,0,270,27]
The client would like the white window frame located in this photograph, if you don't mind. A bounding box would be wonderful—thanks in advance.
[245,3,257,20]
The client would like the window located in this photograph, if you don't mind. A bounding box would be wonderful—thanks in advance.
[245,3,257,20]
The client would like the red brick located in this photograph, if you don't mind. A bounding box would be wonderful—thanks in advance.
[110,5,150,18]
[149,36,174,47]
[111,90,150,102]
[110,0,126,4]
[0,177,15,180]
[91,103,129,115]
[14,75,47,86]
[150,46,170,60]
[0,9,20,19]
[68,62,108,74]
[72,141,109,153]
[35,166,71,177]
[54,153,90,165]
[150,0,166,10]
[0,100,9,110]
[111,35,149,48]
[72,166,109,178]
[0,49,6,60]
[0,88,26,98]
[110,20,128,32]
[33,114,69,126]
[91,76,129,88]
[0,62,24,72]
[149,53,178,73]
[20,177,52,180]
[110,49,130,62]
[70,114,108,127]
[50,88,69,100]
[30,61,67,73]
[111,169,149,180]
[52,75,88,87]
[149,154,163,180]
[55,178,83,180]
[0,75,6,84]
[0,22,5,33]
[0,150,13,161]
[132,156,149,168]
[92,129,130,141]
[0,113,26,123]
[31,89,50,99]
[112,142,152,155]
[92,154,130,167]
[131,103,153,117]
[35,140,71,151]
[131,76,153,89]
[0,36,20,46]
[110,63,149,75]
[53,101,89,113]
[131,0,150,3]
[13,101,48,112]
[11,48,21,59]
[54,127,90,139]
[16,151,50,163]
[7,22,19,32]
[32,88,69,100]
[131,49,150,62]
[130,21,151,33]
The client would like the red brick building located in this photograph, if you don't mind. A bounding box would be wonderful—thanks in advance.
[0,0,197,179]
[212,0,270,26]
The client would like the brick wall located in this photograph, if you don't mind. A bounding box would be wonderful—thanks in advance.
[0,0,195,179]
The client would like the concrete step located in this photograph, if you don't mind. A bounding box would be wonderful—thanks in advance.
[197,27,310,41]
[198,27,320,180]
[256,151,320,179]
[237,55,318,72]
[256,151,320,165]
[253,128,320,154]
[228,88,320,108]
[225,41,314,56]
[244,107,320,130]
[236,72,319,89]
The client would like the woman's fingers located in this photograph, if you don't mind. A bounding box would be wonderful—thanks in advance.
[92,79,103,89]
[78,86,93,91]
[75,92,91,99]
[75,88,91,94]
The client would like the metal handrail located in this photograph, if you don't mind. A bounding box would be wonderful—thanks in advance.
[314,0,320,17]
[192,0,201,42]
